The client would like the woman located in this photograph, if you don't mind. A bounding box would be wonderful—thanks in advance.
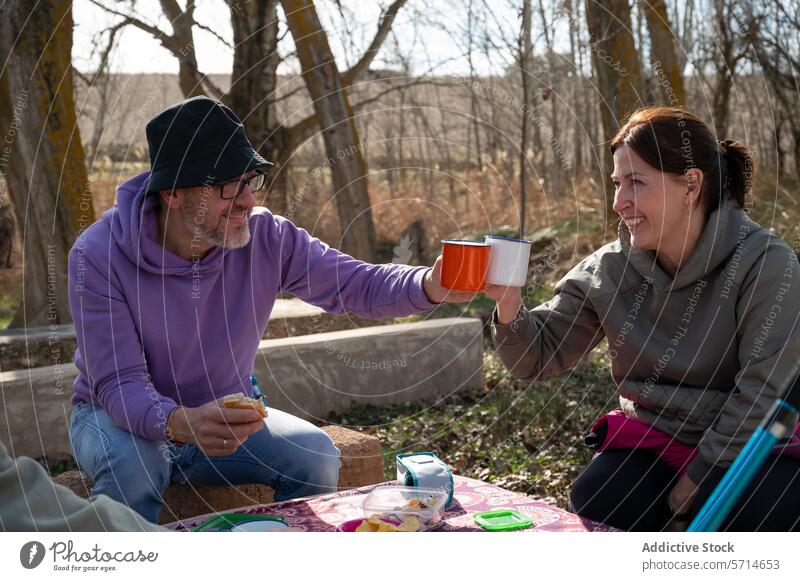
[484,107,800,531]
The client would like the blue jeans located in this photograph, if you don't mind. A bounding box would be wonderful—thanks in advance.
[68,401,341,523]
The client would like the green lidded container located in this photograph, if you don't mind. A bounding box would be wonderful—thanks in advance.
[473,509,533,532]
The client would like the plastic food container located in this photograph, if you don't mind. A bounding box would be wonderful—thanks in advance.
[361,486,449,530]
[473,508,533,532]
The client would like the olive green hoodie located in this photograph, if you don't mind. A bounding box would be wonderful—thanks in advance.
[491,197,800,483]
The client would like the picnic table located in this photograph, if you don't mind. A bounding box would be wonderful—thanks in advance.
[166,475,618,532]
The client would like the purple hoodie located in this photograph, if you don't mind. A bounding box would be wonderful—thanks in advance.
[68,171,437,441]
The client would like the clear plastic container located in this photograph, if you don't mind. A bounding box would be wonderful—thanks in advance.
[361,486,448,530]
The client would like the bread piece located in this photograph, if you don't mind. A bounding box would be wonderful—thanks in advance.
[222,393,268,418]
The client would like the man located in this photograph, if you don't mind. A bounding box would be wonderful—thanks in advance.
[68,96,469,523]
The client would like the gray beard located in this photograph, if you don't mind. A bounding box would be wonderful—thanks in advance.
[181,207,251,250]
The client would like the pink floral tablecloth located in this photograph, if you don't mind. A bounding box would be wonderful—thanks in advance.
[166,476,618,532]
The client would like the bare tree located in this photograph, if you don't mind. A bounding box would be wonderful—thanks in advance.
[584,0,644,220]
[693,0,748,136]
[740,0,800,176]
[0,0,96,326]
[73,18,127,162]
[88,0,225,99]
[642,0,685,106]
[90,0,407,259]
[282,0,380,260]
[519,0,533,238]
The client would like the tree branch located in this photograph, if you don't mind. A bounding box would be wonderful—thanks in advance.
[269,82,309,104]
[198,73,225,99]
[341,0,407,86]
[88,0,169,41]
[191,18,233,49]
[285,111,320,151]
[350,77,454,110]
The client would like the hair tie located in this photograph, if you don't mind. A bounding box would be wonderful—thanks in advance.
[717,139,734,154]
[717,140,734,192]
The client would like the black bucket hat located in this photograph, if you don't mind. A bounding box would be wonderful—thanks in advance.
[145,96,272,193]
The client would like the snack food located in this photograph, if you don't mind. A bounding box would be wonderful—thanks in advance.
[222,393,268,418]
[355,514,421,532]
[362,486,448,530]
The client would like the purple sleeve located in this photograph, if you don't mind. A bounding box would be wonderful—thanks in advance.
[68,241,177,441]
[264,214,438,318]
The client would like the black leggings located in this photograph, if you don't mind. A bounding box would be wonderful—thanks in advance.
[569,449,800,531]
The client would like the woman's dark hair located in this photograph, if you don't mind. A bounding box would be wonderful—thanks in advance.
[610,107,753,217]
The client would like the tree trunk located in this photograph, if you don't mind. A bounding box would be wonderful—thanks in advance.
[566,0,584,178]
[282,0,376,261]
[584,0,644,221]
[225,0,288,216]
[537,0,562,195]
[0,0,95,327]
[643,0,685,106]
[519,0,533,239]
[158,0,206,98]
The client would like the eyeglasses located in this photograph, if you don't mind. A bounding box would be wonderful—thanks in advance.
[217,172,267,200]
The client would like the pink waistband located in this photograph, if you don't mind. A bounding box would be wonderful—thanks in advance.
[585,409,800,474]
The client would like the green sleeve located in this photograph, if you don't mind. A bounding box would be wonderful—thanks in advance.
[0,441,167,532]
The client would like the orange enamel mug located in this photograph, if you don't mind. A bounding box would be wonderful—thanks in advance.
[440,240,491,292]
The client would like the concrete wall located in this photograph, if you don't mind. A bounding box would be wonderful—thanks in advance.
[0,318,483,459]
[0,299,400,372]
[255,318,484,422]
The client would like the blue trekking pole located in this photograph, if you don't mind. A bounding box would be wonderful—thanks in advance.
[688,373,800,532]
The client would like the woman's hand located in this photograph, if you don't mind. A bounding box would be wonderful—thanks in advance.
[483,284,524,324]
[666,473,700,531]
[422,255,481,303]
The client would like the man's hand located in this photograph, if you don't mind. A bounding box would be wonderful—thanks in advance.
[666,473,700,531]
[166,398,265,456]
[422,255,481,304]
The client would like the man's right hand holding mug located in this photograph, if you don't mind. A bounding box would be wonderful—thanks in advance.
[166,399,265,456]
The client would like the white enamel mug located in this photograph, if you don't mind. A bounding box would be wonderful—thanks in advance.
[484,235,533,287]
